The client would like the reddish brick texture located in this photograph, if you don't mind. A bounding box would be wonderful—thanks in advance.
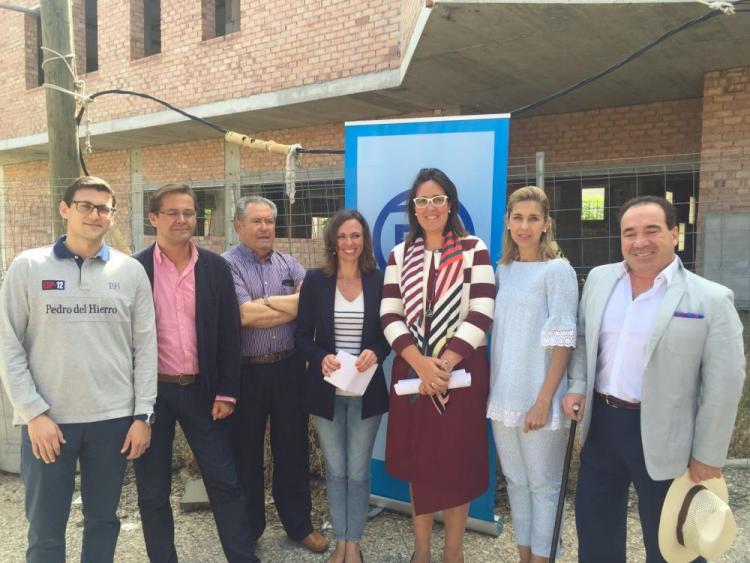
[510,98,703,165]
[699,66,750,214]
[0,0,426,139]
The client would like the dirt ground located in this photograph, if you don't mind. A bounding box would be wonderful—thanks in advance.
[0,464,747,562]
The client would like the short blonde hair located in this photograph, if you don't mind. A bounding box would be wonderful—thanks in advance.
[500,186,561,265]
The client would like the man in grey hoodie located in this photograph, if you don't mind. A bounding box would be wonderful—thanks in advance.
[0,176,157,563]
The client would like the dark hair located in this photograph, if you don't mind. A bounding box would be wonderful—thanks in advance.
[617,195,677,230]
[148,183,197,213]
[404,168,468,245]
[322,209,377,277]
[63,176,116,208]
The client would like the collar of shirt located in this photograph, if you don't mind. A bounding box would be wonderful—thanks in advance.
[53,235,110,264]
[154,241,199,272]
[236,243,275,265]
[617,255,679,290]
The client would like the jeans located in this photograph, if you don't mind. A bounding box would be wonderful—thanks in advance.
[134,382,258,563]
[313,396,381,542]
[21,417,131,563]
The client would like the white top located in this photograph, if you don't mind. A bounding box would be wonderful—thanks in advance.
[595,257,679,402]
[334,288,364,396]
[487,258,578,430]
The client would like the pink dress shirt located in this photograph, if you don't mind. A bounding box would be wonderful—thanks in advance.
[153,243,235,403]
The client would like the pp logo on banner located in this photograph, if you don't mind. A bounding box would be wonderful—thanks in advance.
[373,190,475,268]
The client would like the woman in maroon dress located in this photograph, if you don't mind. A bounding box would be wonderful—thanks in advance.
[380,168,495,563]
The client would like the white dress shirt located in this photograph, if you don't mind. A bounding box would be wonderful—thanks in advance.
[595,257,679,402]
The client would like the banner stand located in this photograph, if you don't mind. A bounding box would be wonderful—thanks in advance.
[345,113,511,537]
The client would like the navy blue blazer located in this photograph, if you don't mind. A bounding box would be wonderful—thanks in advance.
[134,244,242,404]
[295,268,390,421]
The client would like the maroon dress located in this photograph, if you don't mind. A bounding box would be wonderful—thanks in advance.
[385,347,490,515]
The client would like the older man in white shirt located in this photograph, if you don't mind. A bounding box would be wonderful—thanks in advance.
[563,195,745,563]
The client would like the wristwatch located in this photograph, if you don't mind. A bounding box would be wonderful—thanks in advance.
[134,412,155,426]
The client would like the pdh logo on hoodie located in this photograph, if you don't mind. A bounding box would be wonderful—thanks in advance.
[42,280,65,290]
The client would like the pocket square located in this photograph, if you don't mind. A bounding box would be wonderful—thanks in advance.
[673,311,704,319]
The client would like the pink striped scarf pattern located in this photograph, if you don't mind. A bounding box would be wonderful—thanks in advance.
[400,232,464,413]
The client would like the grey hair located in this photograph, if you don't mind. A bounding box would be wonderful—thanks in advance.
[234,196,278,221]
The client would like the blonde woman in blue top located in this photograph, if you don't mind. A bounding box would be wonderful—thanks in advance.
[487,186,578,563]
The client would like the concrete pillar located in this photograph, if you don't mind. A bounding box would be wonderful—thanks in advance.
[224,140,241,248]
[130,148,145,252]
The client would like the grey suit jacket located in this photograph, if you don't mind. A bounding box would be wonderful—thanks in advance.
[568,258,746,480]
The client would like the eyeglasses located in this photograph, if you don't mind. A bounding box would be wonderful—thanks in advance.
[413,195,449,209]
[159,209,197,219]
[70,200,116,217]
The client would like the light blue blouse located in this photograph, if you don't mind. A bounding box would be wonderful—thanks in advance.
[487,258,578,430]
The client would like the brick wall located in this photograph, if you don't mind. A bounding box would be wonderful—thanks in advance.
[72,0,87,76]
[23,13,39,89]
[0,0,427,140]
[3,161,52,260]
[510,98,703,165]
[142,138,225,185]
[129,0,145,60]
[699,66,750,214]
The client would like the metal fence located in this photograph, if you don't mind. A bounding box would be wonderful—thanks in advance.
[1,151,749,470]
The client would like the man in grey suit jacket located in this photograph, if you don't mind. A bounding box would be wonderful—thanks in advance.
[562,195,745,563]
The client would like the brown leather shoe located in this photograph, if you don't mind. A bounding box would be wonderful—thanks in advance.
[300,530,328,553]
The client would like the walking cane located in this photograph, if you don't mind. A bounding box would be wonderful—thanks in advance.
[549,404,580,563]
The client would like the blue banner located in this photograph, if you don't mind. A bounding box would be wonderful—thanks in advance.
[344,114,510,532]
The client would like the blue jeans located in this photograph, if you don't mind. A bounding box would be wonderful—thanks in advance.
[21,417,131,563]
[313,396,381,542]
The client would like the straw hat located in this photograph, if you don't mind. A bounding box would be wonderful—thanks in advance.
[658,470,736,562]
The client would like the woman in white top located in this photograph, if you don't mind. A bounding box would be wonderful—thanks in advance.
[295,209,390,563]
[487,186,578,563]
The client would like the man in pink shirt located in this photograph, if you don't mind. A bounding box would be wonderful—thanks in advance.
[133,184,259,562]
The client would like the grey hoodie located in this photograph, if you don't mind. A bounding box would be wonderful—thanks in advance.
[0,242,157,425]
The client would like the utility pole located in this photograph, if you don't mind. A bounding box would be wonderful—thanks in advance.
[39,0,81,239]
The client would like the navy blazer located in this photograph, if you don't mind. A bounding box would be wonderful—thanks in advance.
[134,244,242,404]
[295,268,390,421]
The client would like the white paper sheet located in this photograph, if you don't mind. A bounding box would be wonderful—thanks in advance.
[394,369,471,396]
[324,351,378,396]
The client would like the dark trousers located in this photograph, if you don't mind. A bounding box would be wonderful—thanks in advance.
[21,416,131,563]
[134,382,259,563]
[575,394,704,563]
[231,353,313,542]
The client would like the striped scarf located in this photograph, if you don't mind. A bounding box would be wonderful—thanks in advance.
[400,232,464,413]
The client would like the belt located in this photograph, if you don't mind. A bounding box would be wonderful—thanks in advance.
[596,391,640,410]
[158,373,197,385]
[242,349,294,365]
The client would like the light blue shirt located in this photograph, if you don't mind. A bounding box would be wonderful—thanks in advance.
[487,258,578,430]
